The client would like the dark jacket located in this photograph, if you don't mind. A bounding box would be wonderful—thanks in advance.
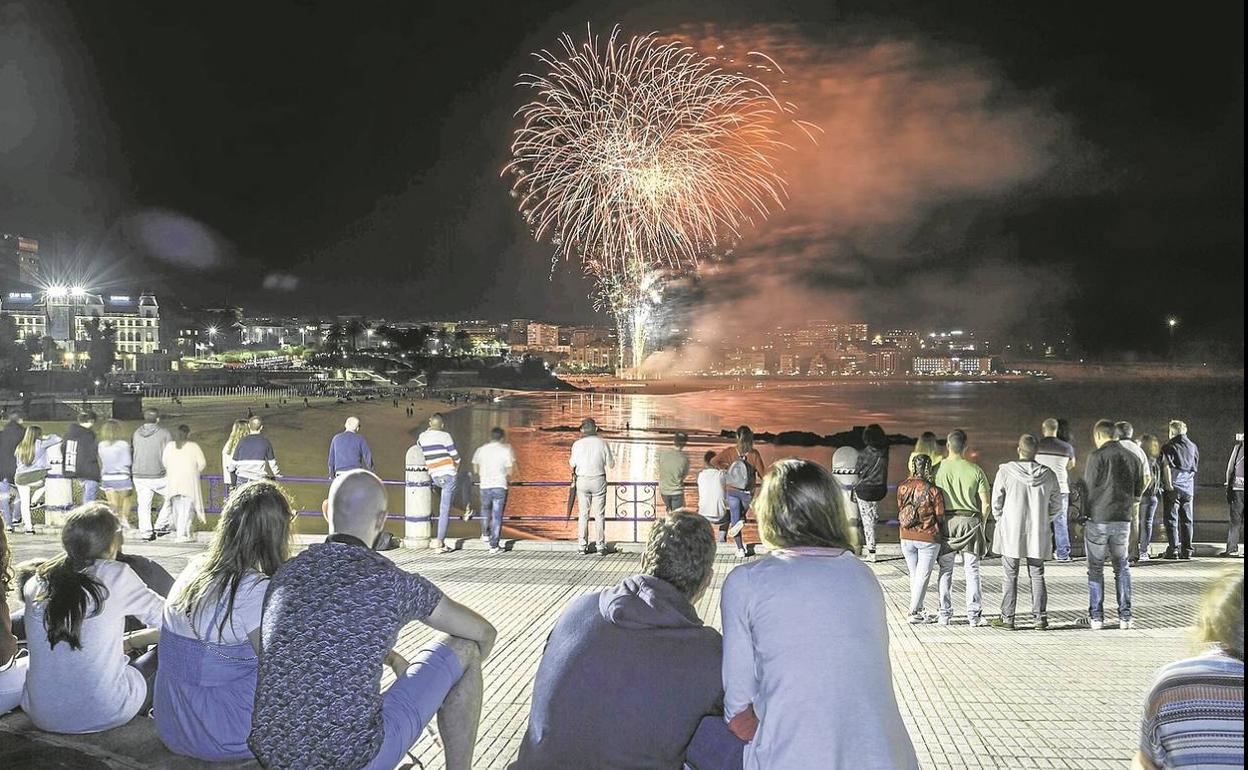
[512,574,723,770]
[61,423,101,481]
[854,445,890,503]
[0,419,23,480]
[1084,441,1144,523]
[1161,434,1200,495]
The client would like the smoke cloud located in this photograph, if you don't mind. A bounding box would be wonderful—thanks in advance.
[643,24,1091,374]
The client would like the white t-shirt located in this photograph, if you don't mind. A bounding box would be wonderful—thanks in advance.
[163,555,268,646]
[472,441,517,490]
[570,435,614,477]
[697,468,726,522]
[21,560,165,733]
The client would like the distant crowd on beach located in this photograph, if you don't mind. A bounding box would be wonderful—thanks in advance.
[0,404,1243,769]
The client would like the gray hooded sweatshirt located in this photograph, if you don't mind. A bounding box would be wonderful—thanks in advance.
[512,574,723,770]
[131,423,172,479]
[991,460,1063,559]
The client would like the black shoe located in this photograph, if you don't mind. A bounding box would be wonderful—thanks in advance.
[1160,551,1177,560]
[143,532,157,542]
[1035,617,1049,631]
[580,545,595,555]
[154,528,171,538]
[1178,552,1192,561]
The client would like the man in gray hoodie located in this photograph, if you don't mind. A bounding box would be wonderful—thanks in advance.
[990,434,1063,630]
[132,408,172,540]
[512,512,736,770]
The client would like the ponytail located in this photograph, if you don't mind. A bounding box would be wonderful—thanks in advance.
[33,503,120,650]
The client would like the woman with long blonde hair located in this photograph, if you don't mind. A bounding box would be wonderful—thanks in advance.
[221,419,248,493]
[98,419,134,530]
[154,481,294,760]
[12,426,61,535]
[720,459,917,770]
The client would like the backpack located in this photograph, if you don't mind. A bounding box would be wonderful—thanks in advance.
[725,453,755,490]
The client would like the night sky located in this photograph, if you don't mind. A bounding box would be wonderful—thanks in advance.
[1,0,1242,357]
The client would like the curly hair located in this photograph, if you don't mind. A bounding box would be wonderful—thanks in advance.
[640,512,717,598]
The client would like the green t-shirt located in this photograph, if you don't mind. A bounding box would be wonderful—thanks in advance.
[657,447,690,495]
[935,456,990,514]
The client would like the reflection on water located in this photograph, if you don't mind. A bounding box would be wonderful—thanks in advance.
[441,379,1244,525]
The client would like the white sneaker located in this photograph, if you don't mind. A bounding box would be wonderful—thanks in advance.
[1089,618,1104,630]
[481,533,490,543]
[430,539,444,550]
[1138,552,1150,562]
[489,546,504,555]
[938,616,951,626]
[1120,619,1136,630]
[736,547,748,558]
[968,616,988,628]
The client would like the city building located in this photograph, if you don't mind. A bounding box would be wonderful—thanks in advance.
[526,322,561,350]
[912,355,997,375]
[508,318,532,345]
[1,286,160,370]
[1,233,42,287]
[872,329,922,352]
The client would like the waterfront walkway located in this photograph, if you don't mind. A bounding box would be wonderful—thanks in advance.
[2,535,1242,769]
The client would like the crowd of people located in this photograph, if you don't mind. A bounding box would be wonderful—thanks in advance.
[0,404,1244,769]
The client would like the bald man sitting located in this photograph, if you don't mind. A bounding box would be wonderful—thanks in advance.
[328,416,374,478]
[249,470,496,770]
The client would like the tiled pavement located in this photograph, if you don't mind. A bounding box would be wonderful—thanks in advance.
[3,535,1243,769]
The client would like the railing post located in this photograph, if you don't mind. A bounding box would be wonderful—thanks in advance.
[404,444,432,544]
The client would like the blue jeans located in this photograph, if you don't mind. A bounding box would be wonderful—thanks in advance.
[480,487,508,548]
[433,475,457,541]
[683,715,746,770]
[900,539,942,615]
[1052,493,1071,559]
[1085,521,1132,621]
[662,493,686,514]
[726,490,750,549]
[0,479,16,526]
[1139,494,1160,557]
[76,479,99,506]
[1163,490,1195,555]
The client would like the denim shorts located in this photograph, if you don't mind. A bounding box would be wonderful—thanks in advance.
[360,641,465,770]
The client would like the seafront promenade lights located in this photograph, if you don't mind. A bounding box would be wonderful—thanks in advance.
[47,286,68,298]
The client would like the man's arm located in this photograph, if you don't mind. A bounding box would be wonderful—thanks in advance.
[990,472,1007,520]
[328,437,336,477]
[361,438,373,471]
[266,442,282,478]
[977,469,992,519]
[425,595,497,659]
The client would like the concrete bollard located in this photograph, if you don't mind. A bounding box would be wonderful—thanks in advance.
[405,443,432,543]
[830,446,859,524]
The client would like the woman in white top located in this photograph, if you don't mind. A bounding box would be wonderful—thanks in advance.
[720,459,918,770]
[155,480,293,760]
[20,503,164,733]
[12,426,61,535]
[97,419,134,530]
[162,425,207,543]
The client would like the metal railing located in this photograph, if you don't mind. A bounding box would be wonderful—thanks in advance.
[202,474,668,542]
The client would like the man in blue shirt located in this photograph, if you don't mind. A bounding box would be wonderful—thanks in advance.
[328,416,374,478]
[1160,420,1200,560]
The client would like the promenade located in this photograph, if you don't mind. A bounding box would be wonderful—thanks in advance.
[3,534,1240,769]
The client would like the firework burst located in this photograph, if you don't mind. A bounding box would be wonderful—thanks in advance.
[506,25,812,371]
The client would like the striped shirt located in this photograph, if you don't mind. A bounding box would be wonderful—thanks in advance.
[1140,650,1244,769]
[232,434,281,481]
[417,429,459,479]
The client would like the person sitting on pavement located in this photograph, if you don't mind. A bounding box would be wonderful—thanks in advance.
[512,511,734,770]
[1,526,25,715]
[248,470,497,770]
[1079,419,1144,630]
[720,459,918,770]
[989,434,1062,631]
[1134,570,1243,770]
[18,504,164,734]
[155,481,294,761]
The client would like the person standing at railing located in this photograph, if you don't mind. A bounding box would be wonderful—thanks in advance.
[419,413,462,554]
[132,409,172,542]
[328,416,374,478]
[221,419,249,495]
[233,417,281,484]
[472,427,516,555]
[657,432,690,516]
[712,426,765,559]
[571,418,614,556]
